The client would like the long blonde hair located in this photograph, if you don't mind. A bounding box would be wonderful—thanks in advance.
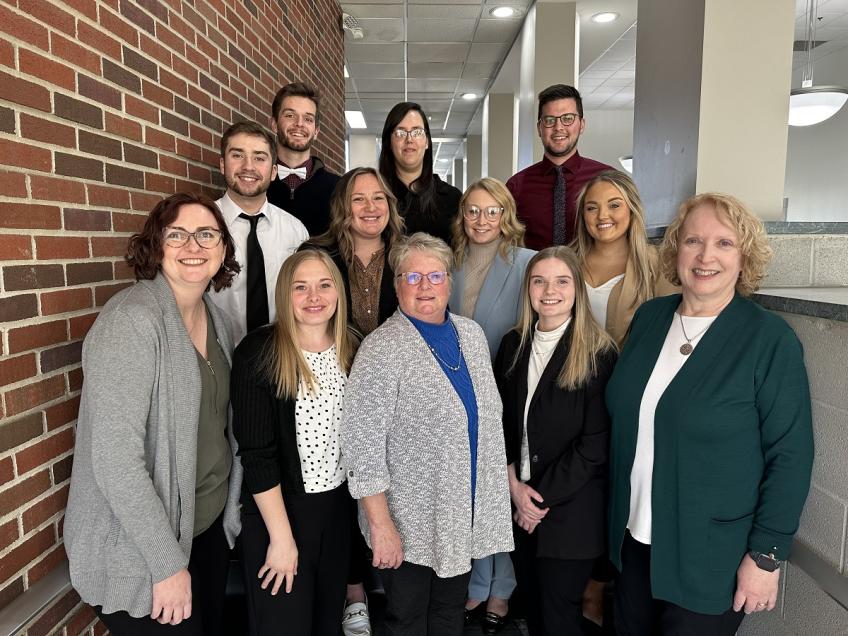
[263,250,358,399]
[573,170,654,309]
[510,246,615,390]
[451,178,526,267]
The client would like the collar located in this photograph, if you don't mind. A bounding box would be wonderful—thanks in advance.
[541,151,583,176]
[217,192,272,225]
[277,156,313,178]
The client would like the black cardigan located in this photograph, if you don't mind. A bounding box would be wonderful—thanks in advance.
[394,174,461,246]
[230,326,307,510]
[266,156,341,237]
[298,240,398,334]
[495,326,617,560]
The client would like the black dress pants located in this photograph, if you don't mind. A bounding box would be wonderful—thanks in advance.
[379,560,471,636]
[240,484,350,636]
[95,512,230,636]
[511,524,595,636]
[614,532,746,636]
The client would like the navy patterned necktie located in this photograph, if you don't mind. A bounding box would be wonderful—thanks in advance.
[239,213,269,333]
[552,165,566,246]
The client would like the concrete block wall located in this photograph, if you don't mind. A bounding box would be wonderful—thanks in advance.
[765,235,848,287]
[0,0,344,633]
[739,311,848,635]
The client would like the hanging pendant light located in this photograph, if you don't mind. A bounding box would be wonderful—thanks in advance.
[788,0,848,126]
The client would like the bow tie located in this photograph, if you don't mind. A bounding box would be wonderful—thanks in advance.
[278,165,307,179]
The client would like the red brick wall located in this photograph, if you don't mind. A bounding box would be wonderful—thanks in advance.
[0,0,344,632]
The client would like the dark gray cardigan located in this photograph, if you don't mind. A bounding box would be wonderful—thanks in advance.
[64,273,243,618]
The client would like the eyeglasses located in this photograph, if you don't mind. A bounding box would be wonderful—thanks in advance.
[538,113,580,128]
[392,128,427,140]
[163,227,223,249]
[463,206,503,221]
[396,271,448,286]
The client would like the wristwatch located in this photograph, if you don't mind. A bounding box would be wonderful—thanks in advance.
[749,550,781,572]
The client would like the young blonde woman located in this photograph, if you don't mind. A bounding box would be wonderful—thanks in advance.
[231,250,358,636]
[495,246,616,635]
[573,170,677,346]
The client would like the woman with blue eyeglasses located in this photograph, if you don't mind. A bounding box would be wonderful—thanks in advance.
[448,178,535,634]
[379,103,462,246]
[341,233,514,635]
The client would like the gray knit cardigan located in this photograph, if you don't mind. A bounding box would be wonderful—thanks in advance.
[64,273,243,618]
[341,310,514,578]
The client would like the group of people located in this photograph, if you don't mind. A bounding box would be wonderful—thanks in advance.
[63,80,814,636]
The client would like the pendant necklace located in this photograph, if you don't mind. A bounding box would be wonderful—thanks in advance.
[428,319,463,371]
[677,312,711,356]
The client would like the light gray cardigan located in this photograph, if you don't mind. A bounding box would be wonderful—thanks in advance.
[341,310,514,578]
[64,273,243,618]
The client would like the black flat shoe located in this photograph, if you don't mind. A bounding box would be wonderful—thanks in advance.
[482,611,508,635]
[464,604,485,626]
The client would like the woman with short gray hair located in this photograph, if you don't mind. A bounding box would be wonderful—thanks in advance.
[341,232,513,635]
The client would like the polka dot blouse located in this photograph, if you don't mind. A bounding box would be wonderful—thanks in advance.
[295,345,347,493]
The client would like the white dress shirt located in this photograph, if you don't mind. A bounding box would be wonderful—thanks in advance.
[210,193,308,345]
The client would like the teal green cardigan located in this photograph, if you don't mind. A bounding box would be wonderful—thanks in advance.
[606,294,813,615]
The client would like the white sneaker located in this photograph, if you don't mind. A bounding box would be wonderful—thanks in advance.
[342,601,372,636]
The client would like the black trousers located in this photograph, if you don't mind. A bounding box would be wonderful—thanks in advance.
[614,532,746,636]
[380,561,471,636]
[95,512,230,636]
[240,484,350,636]
[511,524,596,636]
[348,495,369,585]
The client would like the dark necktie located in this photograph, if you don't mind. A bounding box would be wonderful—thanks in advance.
[552,165,566,245]
[239,213,269,333]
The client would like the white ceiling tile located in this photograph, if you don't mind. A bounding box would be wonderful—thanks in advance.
[357,18,405,42]
[353,78,406,92]
[347,62,406,79]
[462,62,498,78]
[474,18,522,42]
[468,42,510,63]
[341,3,403,18]
[407,62,464,77]
[408,4,482,19]
[407,78,460,92]
[346,42,404,63]
[456,78,489,92]
[408,19,477,42]
[408,42,471,63]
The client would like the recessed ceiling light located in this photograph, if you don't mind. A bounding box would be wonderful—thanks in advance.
[591,12,619,23]
[344,110,367,129]
[490,6,515,18]
[461,92,478,100]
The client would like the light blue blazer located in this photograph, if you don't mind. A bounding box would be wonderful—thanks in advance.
[450,246,536,359]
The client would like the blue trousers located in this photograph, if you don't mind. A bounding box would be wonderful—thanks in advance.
[467,551,517,602]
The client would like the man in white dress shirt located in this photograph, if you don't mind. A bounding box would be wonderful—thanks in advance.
[211,121,309,344]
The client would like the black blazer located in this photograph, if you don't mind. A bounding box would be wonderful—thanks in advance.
[230,326,307,511]
[494,326,616,560]
[299,240,398,333]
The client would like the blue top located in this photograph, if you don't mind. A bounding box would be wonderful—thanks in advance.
[405,311,479,508]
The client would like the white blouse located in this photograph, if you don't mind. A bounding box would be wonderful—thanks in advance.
[585,274,625,329]
[520,319,571,482]
[296,345,347,493]
[627,313,717,544]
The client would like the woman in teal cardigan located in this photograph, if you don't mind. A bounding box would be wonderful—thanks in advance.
[605,193,813,635]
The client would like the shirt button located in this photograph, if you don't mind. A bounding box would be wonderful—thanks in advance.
[367,310,371,314]
[347,470,354,477]
[364,288,369,292]
[531,454,539,463]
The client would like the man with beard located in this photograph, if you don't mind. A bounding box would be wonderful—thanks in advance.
[211,121,309,344]
[506,85,612,250]
[267,82,341,236]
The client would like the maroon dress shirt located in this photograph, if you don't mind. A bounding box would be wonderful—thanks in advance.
[506,152,613,250]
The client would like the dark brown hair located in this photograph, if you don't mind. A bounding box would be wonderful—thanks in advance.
[220,120,276,158]
[538,84,583,119]
[271,82,321,123]
[125,192,240,292]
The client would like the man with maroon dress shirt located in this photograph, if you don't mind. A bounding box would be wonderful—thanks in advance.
[266,82,340,237]
[506,84,612,250]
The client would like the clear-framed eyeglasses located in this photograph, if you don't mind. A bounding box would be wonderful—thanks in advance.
[463,206,504,221]
[538,113,580,128]
[395,271,448,286]
[163,227,223,249]
[392,128,427,140]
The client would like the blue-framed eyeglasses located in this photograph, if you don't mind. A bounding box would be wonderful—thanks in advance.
[395,271,448,286]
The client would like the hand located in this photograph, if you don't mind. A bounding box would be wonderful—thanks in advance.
[732,554,780,614]
[370,521,404,569]
[509,480,549,524]
[513,510,541,534]
[151,568,192,625]
[259,537,298,595]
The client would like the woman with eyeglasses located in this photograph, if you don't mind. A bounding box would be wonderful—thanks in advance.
[447,178,535,633]
[65,193,243,635]
[495,246,616,636]
[341,233,514,635]
[379,102,462,246]
[231,249,359,635]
